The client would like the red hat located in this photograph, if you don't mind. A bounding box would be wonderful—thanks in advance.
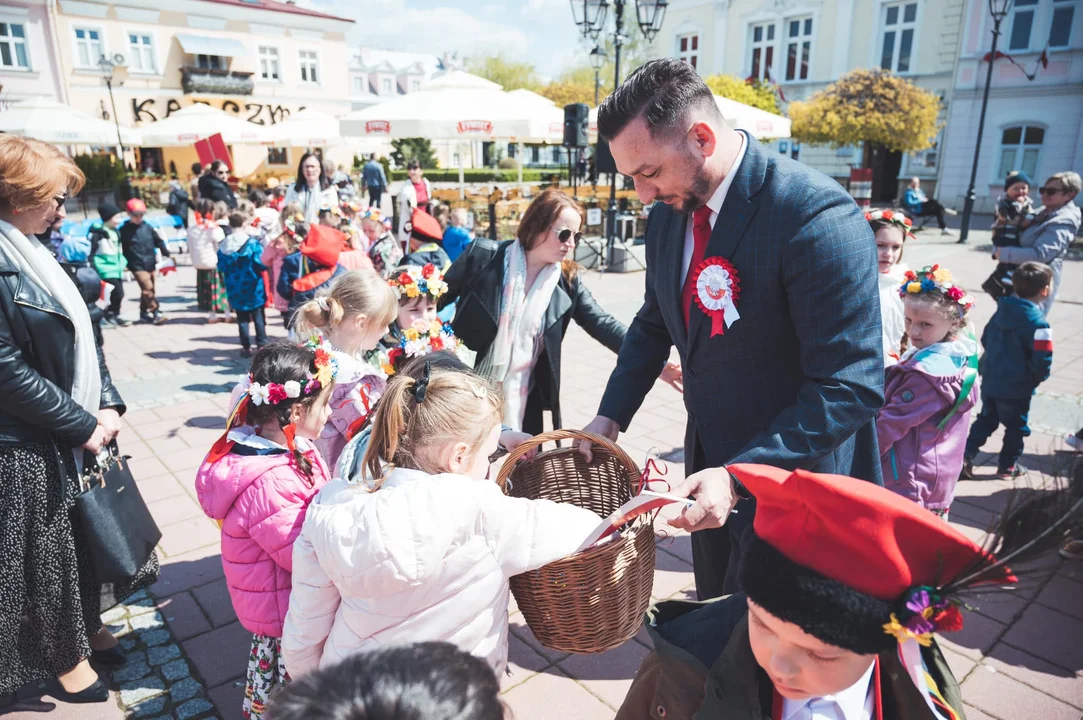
[300,224,344,269]
[126,198,147,214]
[410,208,443,243]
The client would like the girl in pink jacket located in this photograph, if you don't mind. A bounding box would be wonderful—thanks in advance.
[195,341,336,718]
[877,265,979,518]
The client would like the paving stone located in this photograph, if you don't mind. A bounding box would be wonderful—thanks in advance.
[119,675,166,706]
[1034,572,1083,621]
[130,696,168,718]
[176,697,215,719]
[127,594,161,616]
[151,546,224,596]
[192,577,239,627]
[982,643,1083,710]
[102,605,129,624]
[130,610,166,631]
[499,669,614,719]
[1001,602,1083,672]
[963,664,1080,720]
[161,591,214,640]
[207,680,246,718]
[502,631,551,692]
[557,637,650,709]
[111,659,152,684]
[148,643,182,666]
[120,636,139,652]
[162,658,191,682]
[171,676,203,703]
[139,628,173,647]
[184,621,251,688]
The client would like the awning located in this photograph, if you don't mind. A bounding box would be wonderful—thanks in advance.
[175,33,247,58]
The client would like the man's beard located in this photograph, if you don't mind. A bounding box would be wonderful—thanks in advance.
[659,165,714,215]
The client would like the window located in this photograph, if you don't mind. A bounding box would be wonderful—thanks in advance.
[259,46,280,81]
[381,77,392,93]
[267,147,289,166]
[1049,0,1075,48]
[749,23,775,81]
[784,17,812,81]
[410,79,420,91]
[127,33,155,73]
[196,54,223,70]
[353,75,365,93]
[0,22,29,70]
[881,3,917,72]
[997,125,1044,179]
[677,32,699,69]
[73,27,103,68]
[299,49,319,85]
[1008,0,1039,50]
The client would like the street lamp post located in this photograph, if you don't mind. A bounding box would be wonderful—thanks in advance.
[97,54,126,160]
[589,45,607,106]
[571,0,667,267]
[958,0,1014,244]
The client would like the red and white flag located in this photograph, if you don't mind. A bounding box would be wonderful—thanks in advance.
[1034,328,1053,352]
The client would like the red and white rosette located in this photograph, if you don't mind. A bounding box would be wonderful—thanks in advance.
[692,257,741,337]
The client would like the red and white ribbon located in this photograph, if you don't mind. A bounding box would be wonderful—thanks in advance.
[692,257,741,337]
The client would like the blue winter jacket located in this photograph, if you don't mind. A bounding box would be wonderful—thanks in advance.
[980,295,1053,400]
[217,236,268,312]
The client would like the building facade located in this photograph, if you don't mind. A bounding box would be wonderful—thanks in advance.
[348,48,453,111]
[938,0,1083,214]
[656,0,967,200]
[50,0,353,176]
[0,0,68,107]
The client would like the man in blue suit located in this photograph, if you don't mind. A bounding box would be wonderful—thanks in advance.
[582,59,884,599]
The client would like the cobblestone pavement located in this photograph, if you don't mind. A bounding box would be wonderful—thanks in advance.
[4,227,1081,719]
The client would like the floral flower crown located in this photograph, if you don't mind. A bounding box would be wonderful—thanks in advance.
[866,208,914,238]
[389,264,447,302]
[245,339,338,406]
[899,264,975,315]
[377,318,462,376]
[360,209,391,230]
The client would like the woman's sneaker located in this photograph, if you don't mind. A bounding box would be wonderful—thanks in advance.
[995,464,1028,479]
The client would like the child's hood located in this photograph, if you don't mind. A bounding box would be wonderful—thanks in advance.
[893,332,980,410]
[304,467,493,596]
[195,426,304,521]
[220,232,251,255]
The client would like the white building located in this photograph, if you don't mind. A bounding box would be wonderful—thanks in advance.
[348,48,457,110]
[938,0,1083,214]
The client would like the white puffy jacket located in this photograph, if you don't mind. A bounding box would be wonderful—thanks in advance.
[282,468,601,677]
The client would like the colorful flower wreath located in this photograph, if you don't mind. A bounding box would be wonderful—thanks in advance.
[899,264,975,314]
[245,337,339,406]
[866,208,915,238]
[389,264,447,302]
[883,586,965,647]
[377,318,463,376]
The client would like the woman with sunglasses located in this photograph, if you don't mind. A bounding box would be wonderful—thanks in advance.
[443,189,652,433]
[995,171,1080,316]
[197,160,238,210]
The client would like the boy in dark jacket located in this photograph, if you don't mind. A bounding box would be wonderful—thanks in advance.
[277,223,346,332]
[218,211,268,357]
[120,199,171,324]
[962,261,1054,479]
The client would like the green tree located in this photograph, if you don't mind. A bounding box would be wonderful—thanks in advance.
[390,138,438,169]
[539,80,596,107]
[465,55,541,91]
[703,75,781,114]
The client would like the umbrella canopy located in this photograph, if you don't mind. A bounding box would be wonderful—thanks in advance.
[588,96,791,140]
[0,97,141,146]
[340,87,538,140]
[137,103,272,147]
[269,108,343,147]
[422,70,503,92]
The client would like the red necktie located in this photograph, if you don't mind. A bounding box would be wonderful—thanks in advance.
[681,205,714,327]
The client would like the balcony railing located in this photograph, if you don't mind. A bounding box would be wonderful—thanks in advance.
[180,66,255,95]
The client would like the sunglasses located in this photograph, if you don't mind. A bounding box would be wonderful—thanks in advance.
[53,194,68,210]
[1038,186,1066,195]
[554,228,583,245]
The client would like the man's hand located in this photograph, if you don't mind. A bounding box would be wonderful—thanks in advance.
[97,408,122,444]
[578,415,620,463]
[667,466,739,532]
[659,361,683,394]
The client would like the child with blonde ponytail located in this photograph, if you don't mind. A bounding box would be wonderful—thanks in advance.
[283,365,602,679]
[294,269,397,469]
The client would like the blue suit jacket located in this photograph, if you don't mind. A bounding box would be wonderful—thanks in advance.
[598,134,884,522]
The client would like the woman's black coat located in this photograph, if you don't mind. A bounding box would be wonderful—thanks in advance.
[0,251,125,451]
[197,174,238,209]
[440,239,626,432]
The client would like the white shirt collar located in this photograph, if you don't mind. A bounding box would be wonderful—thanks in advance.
[781,660,876,720]
[703,130,748,222]
[227,426,313,452]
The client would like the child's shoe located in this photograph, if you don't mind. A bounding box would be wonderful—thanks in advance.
[152,311,166,325]
[959,459,974,480]
[207,312,220,325]
[139,312,155,324]
[240,347,253,359]
[995,464,1028,480]
[1059,539,1083,561]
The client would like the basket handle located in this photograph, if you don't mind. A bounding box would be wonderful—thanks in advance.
[495,429,641,489]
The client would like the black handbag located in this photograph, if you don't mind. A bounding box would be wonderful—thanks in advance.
[74,447,162,584]
[981,263,1015,301]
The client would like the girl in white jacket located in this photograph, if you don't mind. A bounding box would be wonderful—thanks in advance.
[867,208,913,364]
[283,365,601,678]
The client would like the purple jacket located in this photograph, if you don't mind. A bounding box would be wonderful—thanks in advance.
[877,338,979,510]
[195,427,330,636]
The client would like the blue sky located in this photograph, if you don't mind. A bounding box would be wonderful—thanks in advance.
[301,0,596,80]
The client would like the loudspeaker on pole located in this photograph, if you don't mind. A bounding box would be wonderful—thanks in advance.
[563,103,589,148]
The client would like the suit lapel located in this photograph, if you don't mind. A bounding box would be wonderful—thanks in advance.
[663,208,690,353]
[687,133,767,358]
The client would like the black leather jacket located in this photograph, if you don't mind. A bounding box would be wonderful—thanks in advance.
[440,239,626,432]
[0,248,125,448]
[198,175,238,209]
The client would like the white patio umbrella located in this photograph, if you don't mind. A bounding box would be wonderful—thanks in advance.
[422,70,503,92]
[0,97,141,146]
[588,96,791,140]
[137,103,272,147]
[269,108,343,147]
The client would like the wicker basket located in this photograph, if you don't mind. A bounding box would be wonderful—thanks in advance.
[496,429,655,654]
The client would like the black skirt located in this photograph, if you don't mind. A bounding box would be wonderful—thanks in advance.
[0,443,159,694]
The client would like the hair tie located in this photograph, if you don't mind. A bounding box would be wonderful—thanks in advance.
[409,360,431,404]
[316,297,330,312]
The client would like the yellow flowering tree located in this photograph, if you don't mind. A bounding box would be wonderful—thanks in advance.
[703,74,781,114]
[539,81,597,107]
[788,69,941,154]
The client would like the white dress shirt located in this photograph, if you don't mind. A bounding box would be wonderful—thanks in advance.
[680,132,748,285]
[780,661,876,720]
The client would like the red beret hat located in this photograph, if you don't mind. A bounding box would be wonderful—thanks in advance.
[300,224,345,269]
[729,464,1015,601]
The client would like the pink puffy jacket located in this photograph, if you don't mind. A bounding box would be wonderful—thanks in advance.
[195,431,330,637]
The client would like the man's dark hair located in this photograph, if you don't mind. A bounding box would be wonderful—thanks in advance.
[370,153,378,160]
[1012,261,1054,300]
[406,159,422,171]
[597,58,721,142]
[266,642,503,720]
